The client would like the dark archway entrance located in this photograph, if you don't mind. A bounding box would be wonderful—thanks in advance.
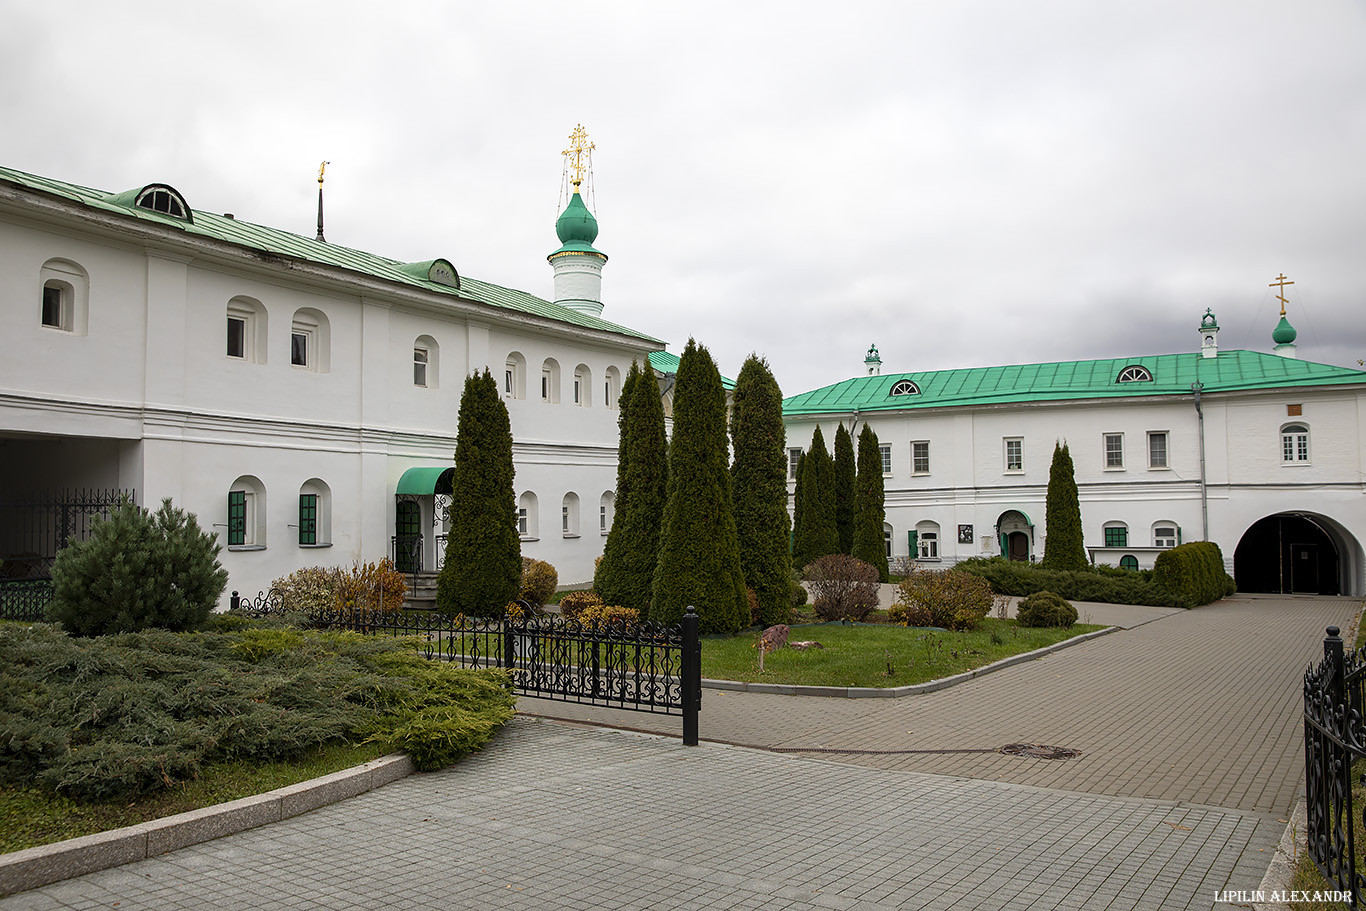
[1234,514,1340,595]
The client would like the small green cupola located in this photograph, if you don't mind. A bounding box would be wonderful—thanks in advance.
[1199,308,1220,358]
[865,343,882,376]
[1269,273,1298,358]
[547,124,608,317]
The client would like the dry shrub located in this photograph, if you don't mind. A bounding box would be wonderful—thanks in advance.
[272,560,407,613]
[576,603,640,627]
[519,558,558,606]
[557,590,603,620]
[803,554,880,622]
[891,568,992,630]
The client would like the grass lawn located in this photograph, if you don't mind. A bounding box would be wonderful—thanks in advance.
[0,741,392,856]
[701,618,1106,688]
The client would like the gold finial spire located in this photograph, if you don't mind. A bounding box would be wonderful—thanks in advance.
[1269,273,1294,316]
[318,161,330,185]
[562,125,594,190]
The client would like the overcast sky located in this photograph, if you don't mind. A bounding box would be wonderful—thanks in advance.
[3,1,1363,397]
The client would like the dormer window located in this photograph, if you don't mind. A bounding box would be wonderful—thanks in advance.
[889,379,920,396]
[134,185,191,221]
[1116,365,1153,383]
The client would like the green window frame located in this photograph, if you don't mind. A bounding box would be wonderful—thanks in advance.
[228,490,246,546]
[298,494,318,546]
[1104,525,1127,547]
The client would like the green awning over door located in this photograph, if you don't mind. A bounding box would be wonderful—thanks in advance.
[395,466,454,495]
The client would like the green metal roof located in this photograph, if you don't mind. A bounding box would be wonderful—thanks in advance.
[647,350,736,390]
[783,350,1366,416]
[0,164,660,344]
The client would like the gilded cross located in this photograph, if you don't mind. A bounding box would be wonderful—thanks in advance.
[1269,273,1294,316]
[562,125,594,187]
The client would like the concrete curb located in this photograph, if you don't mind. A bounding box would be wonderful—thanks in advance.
[0,753,415,898]
[702,626,1120,698]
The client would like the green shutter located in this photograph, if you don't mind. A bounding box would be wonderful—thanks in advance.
[299,494,318,545]
[227,490,246,546]
[907,530,917,558]
[1177,526,1183,545]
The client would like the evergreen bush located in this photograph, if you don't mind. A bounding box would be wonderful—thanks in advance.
[1041,442,1087,571]
[651,339,748,633]
[730,354,794,627]
[595,360,668,617]
[792,426,839,570]
[955,556,1178,606]
[519,558,559,607]
[47,498,228,636]
[436,369,521,617]
[1152,541,1236,607]
[851,424,890,581]
[1016,590,1079,627]
[833,422,856,554]
[804,554,880,622]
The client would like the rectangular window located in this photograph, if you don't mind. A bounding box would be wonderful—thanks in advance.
[414,348,428,387]
[1104,526,1128,547]
[505,369,514,395]
[562,506,570,534]
[1004,438,1023,472]
[298,494,317,546]
[1104,433,1124,469]
[912,441,930,475]
[604,381,612,407]
[574,379,582,405]
[879,444,892,475]
[227,317,246,358]
[518,508,528,535]
[41,285,65,329]
[1154,526,1178,548]
[228,490,247,546]
[1148,431,1168,469]
[541,372,550,401]
[788,448,802,480]
[600,505,608,532]
[919,532,938,559]
[291,331,309,367]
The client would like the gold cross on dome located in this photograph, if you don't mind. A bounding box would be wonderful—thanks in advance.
[1269,273,1294,316]
[562,125,594,187]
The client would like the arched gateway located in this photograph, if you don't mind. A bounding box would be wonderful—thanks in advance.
[1233,512,1363,596]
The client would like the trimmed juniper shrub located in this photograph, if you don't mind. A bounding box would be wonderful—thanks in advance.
[833,422,856,554]
[730,354,793,627]
[1016,590,1079,628]
[1041,441,1087,571]
[651,339,748,634]
[1153,541,1236,607]
[437,369,521,617]
[955,556,1179,606]
[804,554,880,622]
[792,426,839,571]
[851,424,890,582]
[47,498,228,636]
[595,360,668,617]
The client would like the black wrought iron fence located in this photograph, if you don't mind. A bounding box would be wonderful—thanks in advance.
[0,579,54,621]
[0,489,133,580]
[1304,625,1366,906]
[227,591,702,744]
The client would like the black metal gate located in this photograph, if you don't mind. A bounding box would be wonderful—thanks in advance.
[230,594,702,745]
[1304,625,1366,905]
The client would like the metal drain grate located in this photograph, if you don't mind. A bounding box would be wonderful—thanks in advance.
[998,742,1082,760]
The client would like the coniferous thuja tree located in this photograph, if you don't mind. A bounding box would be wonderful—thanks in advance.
[651,339,748,634]
[436,368,521,616]
[851,423,890,582]
[790,450,806,558]
[833,422,856,554]
[730,354,792,627]
[594,360,669,616]
[1041,440,1088,571]
[792,425,838,573]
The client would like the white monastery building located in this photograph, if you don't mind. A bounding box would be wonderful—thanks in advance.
[0,140,665,600]
[783,299,1366,597]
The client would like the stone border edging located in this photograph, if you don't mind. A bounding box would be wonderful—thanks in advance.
[702,626,1119,698]
[0,753,416,898]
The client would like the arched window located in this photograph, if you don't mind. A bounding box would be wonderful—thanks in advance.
[39,259,89,336]
[1116,365,1153,383]
[227,475,267,548]
[1153,522,1179,548]
[1281,423,1310,463]
[414,335,439,388]
[226,296,267,363]
[1103,522,1128,548]
[290,307,330,372]
[1119,555,1139,571]
[889,379,920,396]
[134,184,192,221]
[298,478,331,546]
[518,491,539,539]
[599,490,615,535]
[504,352,527,399]
[562,492,580,537]
[916,520,941,559]
[604,366,622,409]
[573,364,592,407]
[883,522,893,558]
[541,358,561,403]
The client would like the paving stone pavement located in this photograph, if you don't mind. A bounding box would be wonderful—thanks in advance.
[2,594,1357,910]
[0,719,1287,911]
